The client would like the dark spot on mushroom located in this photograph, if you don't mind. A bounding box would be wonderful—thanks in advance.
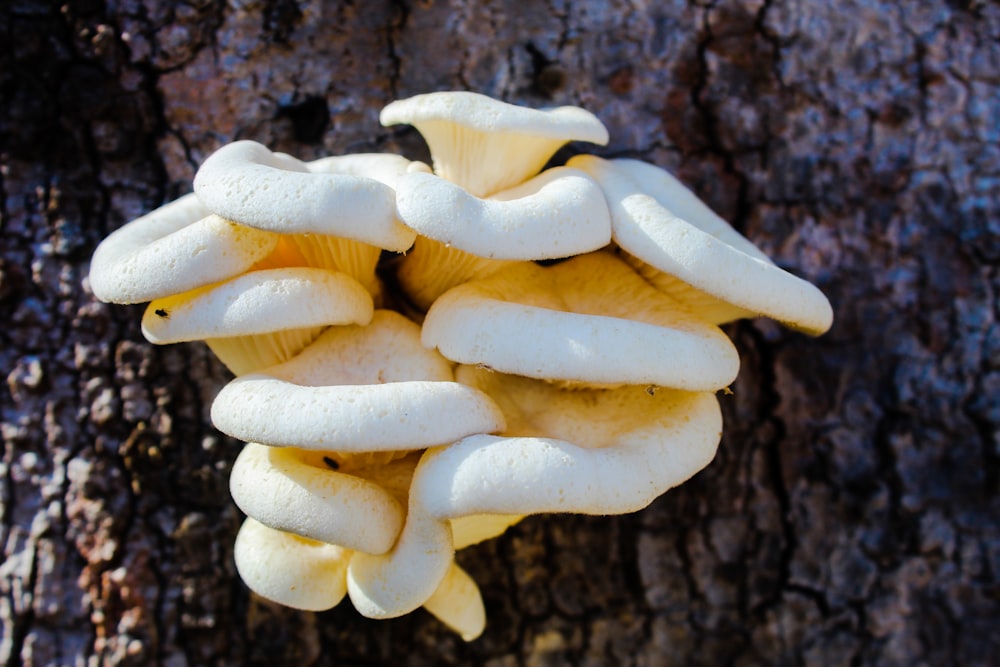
[154,308,169,318]
[645,385,657,396]
[322,456,340,470]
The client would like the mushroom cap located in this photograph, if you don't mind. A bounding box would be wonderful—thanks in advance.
[88,193,277,304]
[193,140,416,251]
[141,267,373,344]
[229,443,409,554]
[417,366,723,517]
[305,152,413,187]
[422,252,740,389]
[210,310,506,452]
[421,563,486,642]
[394,167,611,260]
[234,517,350,611]
[381,91,609,140]
[347,372,722,620]
[569,155,834,335]
[347,504,454,621]
[380,91,608,197]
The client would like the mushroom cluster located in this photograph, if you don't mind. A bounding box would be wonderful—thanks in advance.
[89,91,832,640]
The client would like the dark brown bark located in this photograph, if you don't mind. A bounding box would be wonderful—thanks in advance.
[2,1,997,665]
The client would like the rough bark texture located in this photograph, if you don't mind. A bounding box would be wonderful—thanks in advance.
[2,1,998,665]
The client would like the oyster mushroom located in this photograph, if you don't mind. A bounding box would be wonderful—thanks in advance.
[422,251,739,389]
[218,311,506,638]
[347,365,722,624]
[229,444,410,553]
[210,310,505,462]
[88,193,278,304]
[234,517,352,612]
[392,166,612,309]
[193,141,418,295]
[441,365,723,515]
[235,515,486,640]
[569,155,834,335]
[141,267,373,375]
[379,91,609,198]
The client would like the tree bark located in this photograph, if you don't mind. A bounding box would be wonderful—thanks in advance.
[2,0,997,665]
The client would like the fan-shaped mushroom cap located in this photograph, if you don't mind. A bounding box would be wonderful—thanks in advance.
[380,91,609,197]
[421,563,486,641]
[230,444,409,554]
[394,167,611,259]
[569,155,834,335]
[391,166,611,311]
[422,252,739,389]
[141,267,373,375]
[89,193,278,304]
[422,366,722,516]
[234,517,351,611]
[211,311,506,453]
[193,140,416,251]
[306,152,414,187]
[347,367,723,620]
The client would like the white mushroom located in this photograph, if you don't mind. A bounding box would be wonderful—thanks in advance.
[88,193,277,304]
[421,562,487,641]
[422,252,739,389]
[234,517,352,612]
[437,365,724,515]
[379,91,609,197]
[394,167,610,259]
[347,503,454,623]
[347,366,722,621]
[141,267,374,375]
[236,516,486,640]
[193,141,418,295]
[229,444,410,554]
[211,310,506,462]
[568,155,834,335]
[87,91,837,642]
[392,166,612,310]
[194,141,414,248]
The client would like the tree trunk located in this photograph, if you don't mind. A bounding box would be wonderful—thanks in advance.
[2,1,997,665]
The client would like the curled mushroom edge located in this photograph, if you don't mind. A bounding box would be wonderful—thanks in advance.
[87,90,833,640]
